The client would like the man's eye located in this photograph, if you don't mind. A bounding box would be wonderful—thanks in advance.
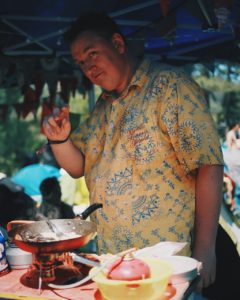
[89,51,98,58]
[76,59,84,67]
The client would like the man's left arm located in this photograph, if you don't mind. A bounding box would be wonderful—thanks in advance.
[192,164,223,289]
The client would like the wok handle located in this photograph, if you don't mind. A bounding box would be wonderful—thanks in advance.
[7,220,35,232]
[78,203,103,220]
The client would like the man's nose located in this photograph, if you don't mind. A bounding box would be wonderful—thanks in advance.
[83,59,96,73]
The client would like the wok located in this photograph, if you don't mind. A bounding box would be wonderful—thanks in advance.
[7,203,102,254]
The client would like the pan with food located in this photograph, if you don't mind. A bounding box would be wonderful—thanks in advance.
[7,203,102,254]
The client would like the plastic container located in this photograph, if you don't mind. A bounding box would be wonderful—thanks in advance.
[6,221,33,269]
[6,243,33,270]
[89,257,172,300]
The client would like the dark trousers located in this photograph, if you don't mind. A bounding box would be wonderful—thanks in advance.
[202,225,240,300]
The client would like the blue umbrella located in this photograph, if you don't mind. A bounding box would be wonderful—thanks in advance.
[11,164,61,197]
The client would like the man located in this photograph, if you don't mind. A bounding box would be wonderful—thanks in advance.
[43,12,223,291]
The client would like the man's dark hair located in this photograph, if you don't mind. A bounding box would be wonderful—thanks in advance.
[64,12,125,44]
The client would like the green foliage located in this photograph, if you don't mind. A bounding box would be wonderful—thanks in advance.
[0,109,45,176]
[0,89,92,176]
[192,61,240,140]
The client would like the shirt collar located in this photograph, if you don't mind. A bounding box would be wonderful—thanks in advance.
[101,58,151,101]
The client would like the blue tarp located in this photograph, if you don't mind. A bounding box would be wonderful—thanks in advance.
[11,164,61,196]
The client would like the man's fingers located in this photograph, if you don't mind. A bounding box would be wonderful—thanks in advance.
[42,119,54,135]
[53,107,61,116]
[45,115,59,128]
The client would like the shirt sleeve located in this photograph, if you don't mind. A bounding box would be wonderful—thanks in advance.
[161,70,223,174]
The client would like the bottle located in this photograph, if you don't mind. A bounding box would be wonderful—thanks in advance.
[0,230,9,276]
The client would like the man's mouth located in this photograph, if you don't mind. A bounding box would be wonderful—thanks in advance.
[93,71,103,80]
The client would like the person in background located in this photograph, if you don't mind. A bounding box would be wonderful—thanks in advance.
[226,122,240,150]
[42,12,223,293]
[35,177,75,220]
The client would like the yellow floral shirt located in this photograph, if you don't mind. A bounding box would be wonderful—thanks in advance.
[71,59,223,255]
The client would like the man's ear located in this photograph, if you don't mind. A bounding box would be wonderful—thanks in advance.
[112,33,126,54]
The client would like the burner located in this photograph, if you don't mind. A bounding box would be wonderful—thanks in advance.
[34,253,58,282]
[20,252,91,289]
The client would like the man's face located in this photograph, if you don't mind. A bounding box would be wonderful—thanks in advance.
[71,31,128,93]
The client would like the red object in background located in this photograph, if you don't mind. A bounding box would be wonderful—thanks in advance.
[40,98,54,134]
[21,85,39,119]
[33,72,44,98]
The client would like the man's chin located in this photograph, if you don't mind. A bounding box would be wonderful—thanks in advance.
[99,85,115,92]
[92,79,117,92]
